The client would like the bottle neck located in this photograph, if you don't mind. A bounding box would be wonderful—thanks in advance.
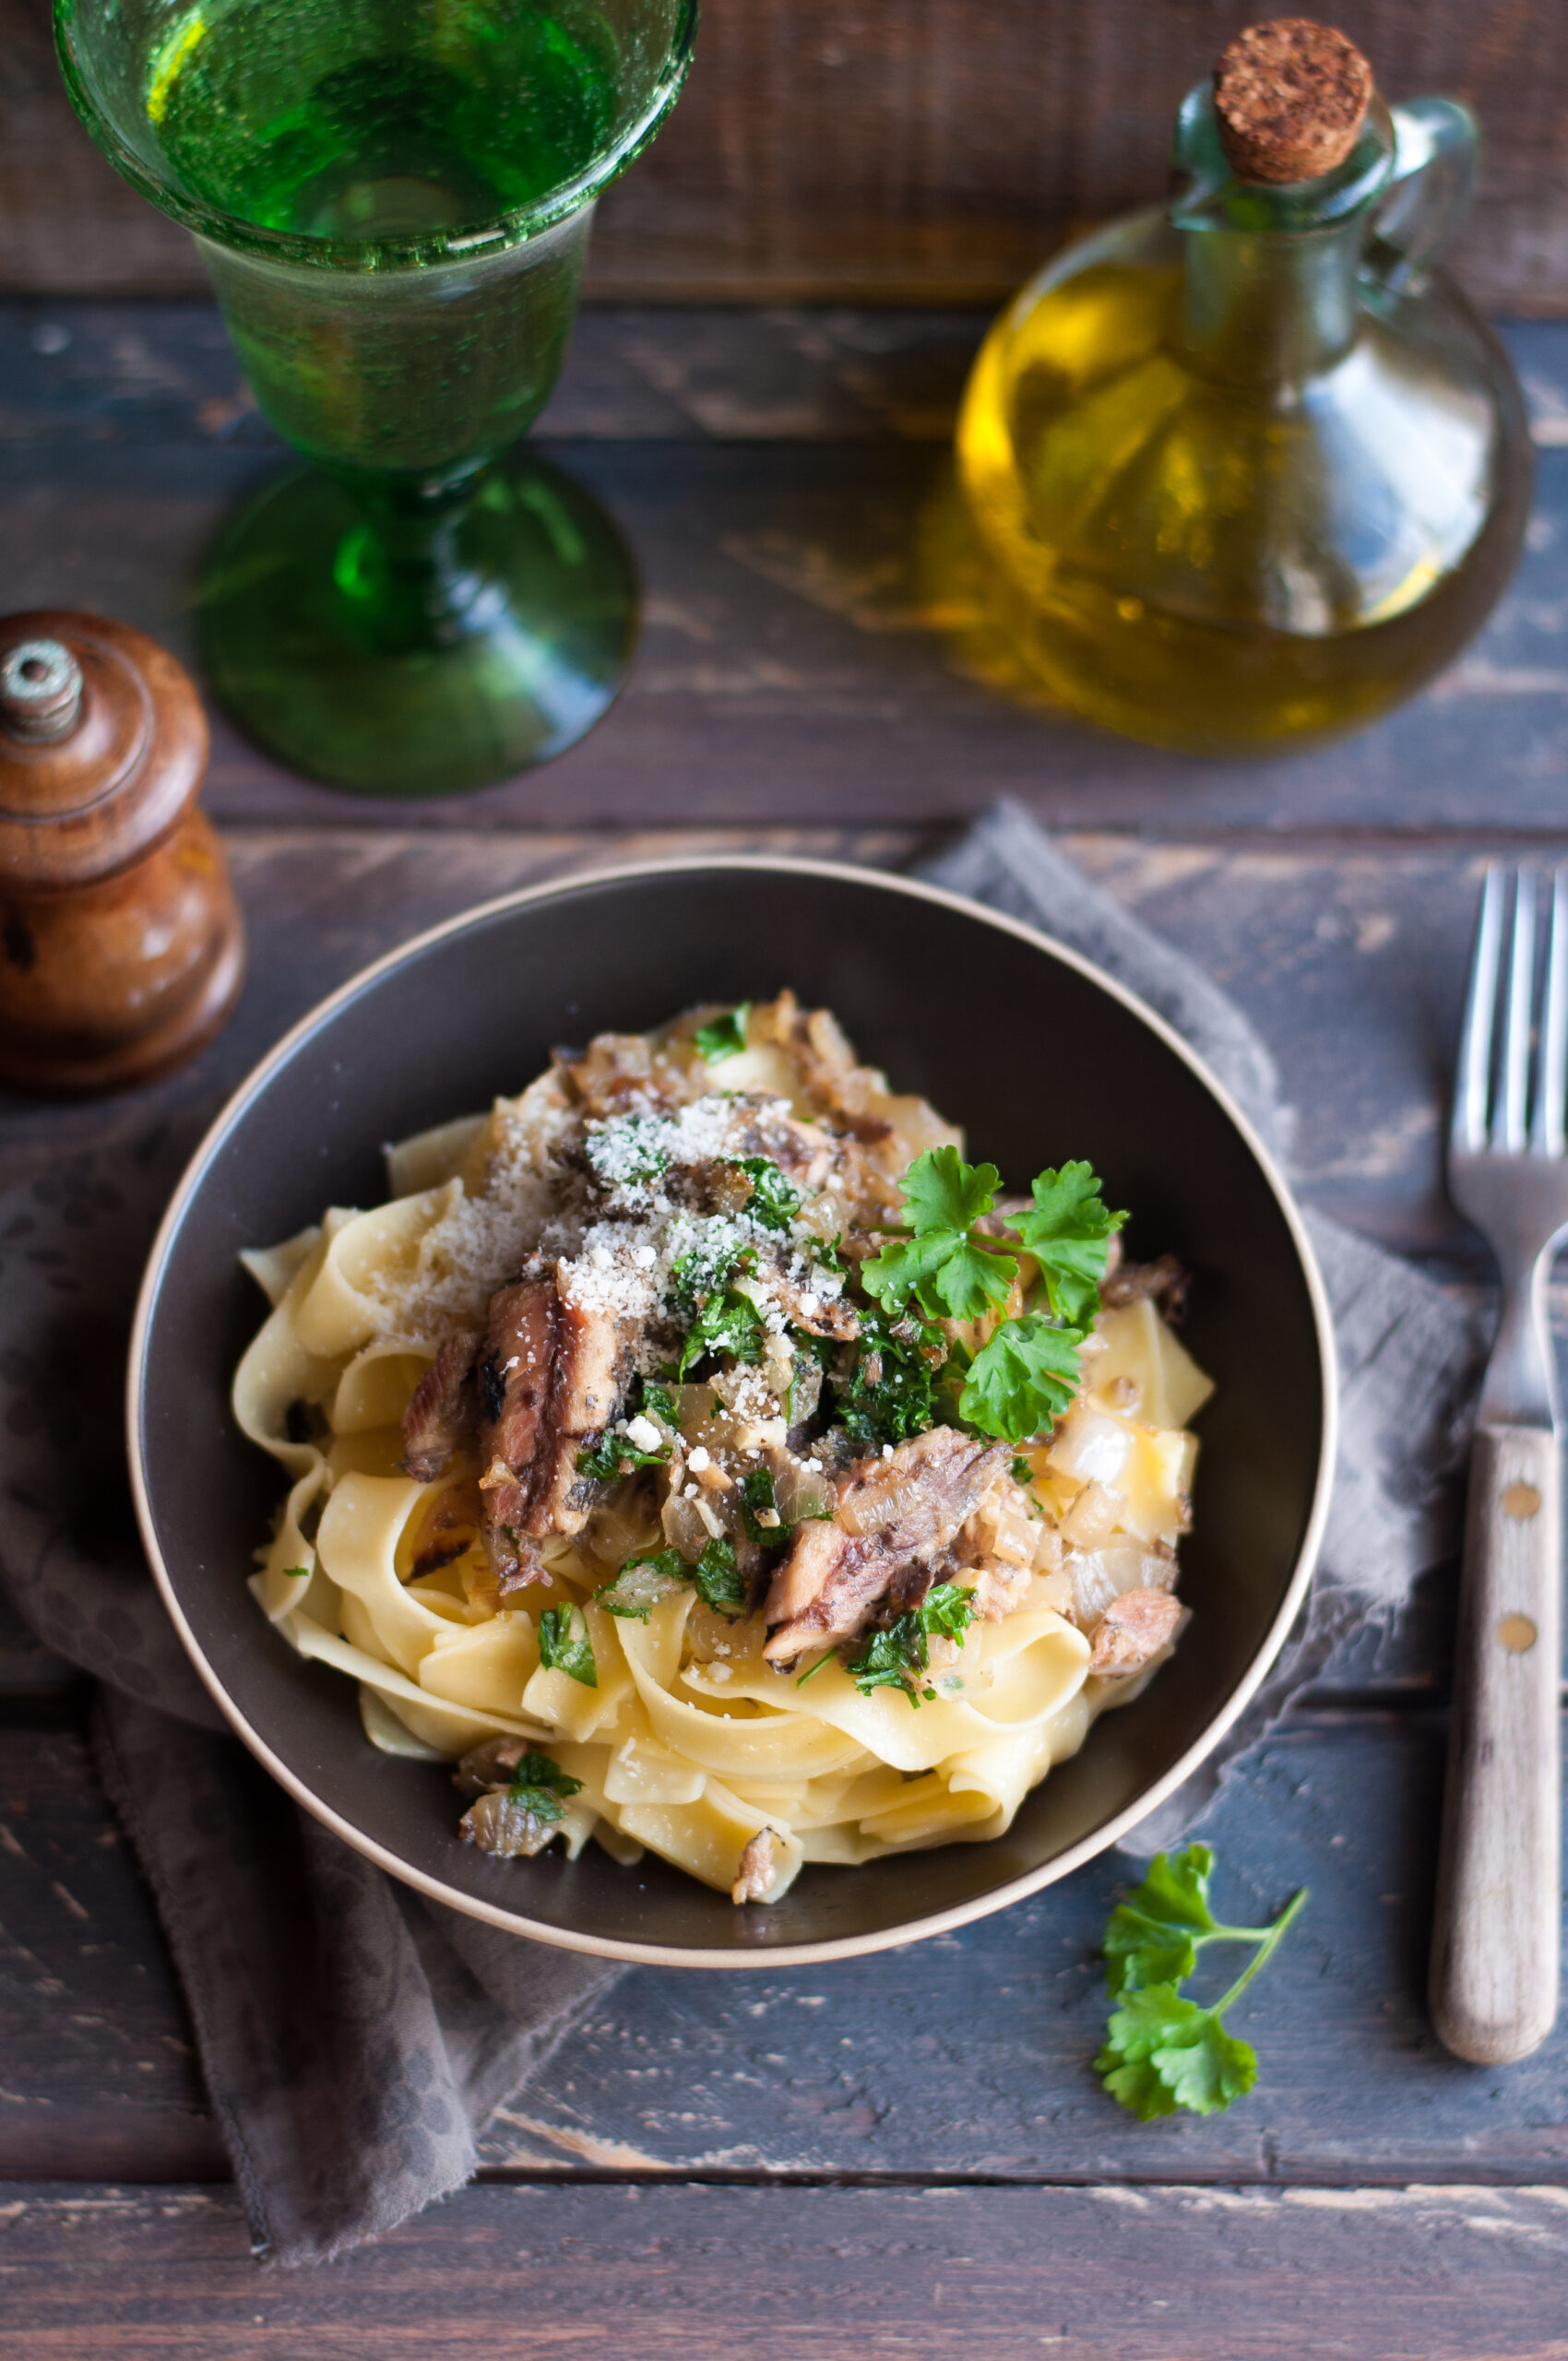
[1179,220,1360,386]
[1169,78,1396,392]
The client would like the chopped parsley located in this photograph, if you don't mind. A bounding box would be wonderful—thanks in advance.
[844,1581,976,1705]
[836,1310,944,1451]
[694,1005,751,1063]
[281,1564,311,1583]
[505,1750,584,1826]
[576,1429,670,1480]
[740,1468,786,1547]
[1011,1456,1035,1486]
[694,1534,748,1618]
[677,1287,766,1378]
[537,1604,598,1687]
[1096,1845,1308,2120]
[728,1156,802,1234]
[669,1234,753,1320]
[598,1536,747,1621]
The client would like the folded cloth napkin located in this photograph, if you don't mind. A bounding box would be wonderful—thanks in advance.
[0,802,1485,2263]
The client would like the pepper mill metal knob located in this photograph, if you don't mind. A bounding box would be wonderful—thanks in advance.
[0,609,244,1094]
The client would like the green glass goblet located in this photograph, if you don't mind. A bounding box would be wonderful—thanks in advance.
[55,0,696,796]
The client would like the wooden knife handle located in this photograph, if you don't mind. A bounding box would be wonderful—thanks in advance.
[1430,1425,1562,2065]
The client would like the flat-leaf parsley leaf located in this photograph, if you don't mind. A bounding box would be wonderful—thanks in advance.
[861,1147,1018,1322]
[1013,1162,1127,1328]
[1095,1847,1307,2120]
[959,1313,1083,1442]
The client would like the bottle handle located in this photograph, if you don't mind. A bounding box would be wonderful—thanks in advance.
[1363,98,1478,292]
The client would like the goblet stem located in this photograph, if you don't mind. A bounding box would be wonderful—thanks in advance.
[332,475,504,655]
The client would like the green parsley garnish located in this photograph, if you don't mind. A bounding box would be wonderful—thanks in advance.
[861,1147,1017,1321]
[678,1288,766,1379]
[727,1156,802,1234]
[1011,1456,1034,1486]
[836,1310,944,1451]
[576,1428,671,1481]
[740,1468,786,1547]
[537,1604,598,1688]
[959,1314,1082,1442]
[281,1564,311,1582]
[1096,1845,1308,2120]
[599,1537,748,1621]
[844,1581,976,1705]
[695,1005,751,1063]
[505,1750,584,1826]
[862,1147,1125,1446]
[1013,1161,1128,1328]
[693,1534,748,1618]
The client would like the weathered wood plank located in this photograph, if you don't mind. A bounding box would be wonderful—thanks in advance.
[5,2178,1568,2355]
[6,0,1568,313]
[5,1714,1567,2188]
[8,304,1568,831]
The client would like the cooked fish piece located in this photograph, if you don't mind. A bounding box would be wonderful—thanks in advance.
[476,1269,632,1589]
[762,1425,1006,1661]
[400,1329,481,1481]
[1100,1251,1188,1324]
[731,1828,778,1904]
[1087,1587,1182,1676]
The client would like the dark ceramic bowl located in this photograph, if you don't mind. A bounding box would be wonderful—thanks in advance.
[129,859,1335,1965]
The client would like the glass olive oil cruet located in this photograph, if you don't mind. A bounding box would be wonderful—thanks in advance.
[955,18,1532,754]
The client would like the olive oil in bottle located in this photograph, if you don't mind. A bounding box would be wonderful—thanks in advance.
[955,18,1532,754]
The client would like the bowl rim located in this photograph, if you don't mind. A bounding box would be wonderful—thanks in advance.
[126,852,1339,1967]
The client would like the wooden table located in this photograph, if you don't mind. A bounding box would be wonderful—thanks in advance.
[4,297,1568,2355]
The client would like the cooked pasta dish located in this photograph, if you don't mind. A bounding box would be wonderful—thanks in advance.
[234,994,1211,1905]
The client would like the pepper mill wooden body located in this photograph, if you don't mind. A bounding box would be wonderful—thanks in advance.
[0,610,244,1094]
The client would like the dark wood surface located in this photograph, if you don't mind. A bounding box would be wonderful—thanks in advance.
[4,298,1568,2353]
[9,1,1568,312]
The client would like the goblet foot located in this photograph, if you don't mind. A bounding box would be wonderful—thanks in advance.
[195,449,637,796]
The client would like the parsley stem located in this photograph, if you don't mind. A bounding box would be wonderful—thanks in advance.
[1212,1886,1309,2017]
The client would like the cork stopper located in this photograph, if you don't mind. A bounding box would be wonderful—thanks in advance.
[1213,19,1373,184]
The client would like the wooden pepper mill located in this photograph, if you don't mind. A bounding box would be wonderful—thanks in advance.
[0,610,244,1094]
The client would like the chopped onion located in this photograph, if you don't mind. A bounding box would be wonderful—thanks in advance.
[661,1491,710,1562]
[1062,1481,1124,1549]
[1047,1407,1132,1486]
[1067,1538,1172,1628]
[772,1455,833,1525]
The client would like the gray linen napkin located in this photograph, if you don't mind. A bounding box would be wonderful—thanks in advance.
[0,803,1484,2262]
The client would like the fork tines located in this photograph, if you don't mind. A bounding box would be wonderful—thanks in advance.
[1455,866,1568,1159]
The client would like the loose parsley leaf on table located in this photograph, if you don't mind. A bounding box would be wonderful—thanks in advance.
[861,1147,1018,1321]
[1095,1846,1308,2120]
[729,1156,802,1234]
[695,1005,751,1064]
[537,1605,598,1688]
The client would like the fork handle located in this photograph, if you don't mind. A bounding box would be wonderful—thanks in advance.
[1430,1424,1562,2065]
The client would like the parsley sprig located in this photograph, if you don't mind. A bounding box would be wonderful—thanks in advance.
[802,1582,977,1705]
[861,1148,1124,1444]
[1096,1845,1307,2120]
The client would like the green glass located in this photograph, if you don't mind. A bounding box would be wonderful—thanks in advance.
[55,0,696,795]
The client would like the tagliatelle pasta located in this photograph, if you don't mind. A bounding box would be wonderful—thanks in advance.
[233,995,1213,1904]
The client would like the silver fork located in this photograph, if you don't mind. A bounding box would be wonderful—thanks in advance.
[1431,866,1568,2064]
